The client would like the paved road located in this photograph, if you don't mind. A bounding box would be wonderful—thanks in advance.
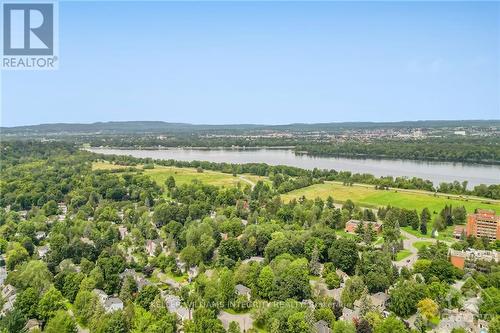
[393,230,452,269]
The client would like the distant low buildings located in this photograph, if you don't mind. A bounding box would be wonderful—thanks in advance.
[235,284,251,300]
[345,220,382,234]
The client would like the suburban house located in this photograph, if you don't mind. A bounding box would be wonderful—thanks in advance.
[314,320,332,333]
[340,307,359,323]
[345,220,382,234]
[162,293,190,321]
[0,267,7,286]
[37,245,50,258]
[93,289,109,303]
[235,284,252,300]
[188,266,199,282]
[370,292,389,311]
[80,237,95,246]
[146,239,163,256]
[119,268,152,290]
[92,289,124,313]
[24,319,41,332]
[353,292,389,313]
[1,285,17,315]
[434,309,476,332]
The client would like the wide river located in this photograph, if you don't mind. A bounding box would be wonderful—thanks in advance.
[88,148,500,188]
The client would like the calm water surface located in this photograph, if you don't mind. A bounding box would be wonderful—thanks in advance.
[89,148,500,188]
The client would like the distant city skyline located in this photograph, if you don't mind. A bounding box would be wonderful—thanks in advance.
[1,1,499,126]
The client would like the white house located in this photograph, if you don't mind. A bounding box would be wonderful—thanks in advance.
[37,245,50,258]
[92,289,124,313]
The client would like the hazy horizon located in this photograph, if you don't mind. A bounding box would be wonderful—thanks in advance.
[3,118,500,129]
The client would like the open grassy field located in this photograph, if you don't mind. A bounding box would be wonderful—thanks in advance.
[396,249,412,261]
[145,166,267,188]
[93,161,499,215]
[412,241,435,251]
[281,181,500,214]
[92,162,266,188]
[402,226,456,242]
[92,162,269,186]
[92,161,136,171]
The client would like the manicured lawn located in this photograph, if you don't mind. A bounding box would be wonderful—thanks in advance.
[336,230,358,240]
[402,226,455,242]
[281,181,500,215]
[396,249,412,261]
[92,161,136,170]
[145,166,266,188]
[164,270,188,283]
[413,241,434,251]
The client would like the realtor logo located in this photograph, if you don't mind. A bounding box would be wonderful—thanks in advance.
[2,2,58,69]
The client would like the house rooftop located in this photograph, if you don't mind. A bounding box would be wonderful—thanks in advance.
[314,320,332,333]
[371,292,389,308]
[235,284,251,295]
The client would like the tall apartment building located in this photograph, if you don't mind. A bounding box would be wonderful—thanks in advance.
[465,210,499,240]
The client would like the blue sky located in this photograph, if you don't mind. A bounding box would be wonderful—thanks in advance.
[1,1,499,126]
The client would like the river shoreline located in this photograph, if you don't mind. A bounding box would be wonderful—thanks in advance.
[86,147,500,188]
